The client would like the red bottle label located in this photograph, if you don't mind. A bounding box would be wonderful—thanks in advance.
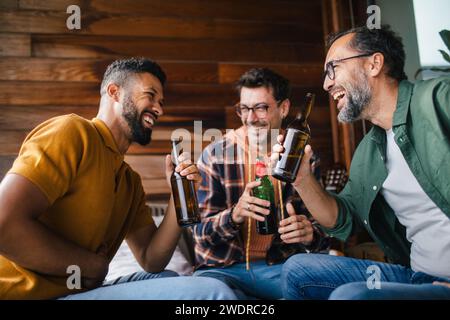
[255,160,267,177]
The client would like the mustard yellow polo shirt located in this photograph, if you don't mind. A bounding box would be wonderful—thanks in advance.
[0,114,154,299]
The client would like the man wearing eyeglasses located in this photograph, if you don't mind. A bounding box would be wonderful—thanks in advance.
[191,68,329,300]
[278,25,450,299]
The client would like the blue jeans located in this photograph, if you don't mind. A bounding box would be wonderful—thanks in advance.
[282,254,450,300]
[60,270,237,300]
[194,260,284,300]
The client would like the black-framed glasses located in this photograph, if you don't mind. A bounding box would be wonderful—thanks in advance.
[323,52,375,81]
[235,100,282,118]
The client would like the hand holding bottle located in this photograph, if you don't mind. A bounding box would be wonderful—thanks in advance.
[278,203,314,245]
[165,151,202,187]
[272,93,315,183]
[270,134,315,188]
[232,181,271,225]
[168,139,202,227]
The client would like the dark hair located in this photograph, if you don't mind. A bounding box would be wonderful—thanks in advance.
[235,68,291,101]
[326,25,407,81]
[100,57,166,95]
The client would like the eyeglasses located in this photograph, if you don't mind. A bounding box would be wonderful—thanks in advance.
[235,100,282,118]
[323,52,375,81]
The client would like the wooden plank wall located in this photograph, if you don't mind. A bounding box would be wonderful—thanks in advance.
[0,0,332,199]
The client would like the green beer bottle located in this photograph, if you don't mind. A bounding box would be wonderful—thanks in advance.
[252,160,277,235]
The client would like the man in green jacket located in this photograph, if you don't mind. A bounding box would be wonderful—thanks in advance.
[276,25,450,299]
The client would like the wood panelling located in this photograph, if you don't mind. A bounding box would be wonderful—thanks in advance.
[32,35,324,63]
[0,0,334,196]
[1,10,321,42]
[0,105,224,130]
[0,33,30,57]
[0,58,219,84]
[19,0,320,23]
[219,63,324,87]
[0,106,98,130]
[0,0,18,10]
[0,81,233,106]
[0,155,16,181]
[125,155,169,196]
[0,81,100,105]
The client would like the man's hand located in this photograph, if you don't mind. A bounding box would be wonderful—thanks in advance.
[270,134,315,188]
[433,281,450,289]
[165,152,202,187]
[278,202,314,245]
[81,243,109,290]
[232,181,271,225]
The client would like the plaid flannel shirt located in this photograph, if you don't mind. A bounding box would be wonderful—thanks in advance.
[193,129,329,269]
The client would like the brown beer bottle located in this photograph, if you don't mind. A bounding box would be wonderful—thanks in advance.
[272,93,315,183]
[170,138,201,227]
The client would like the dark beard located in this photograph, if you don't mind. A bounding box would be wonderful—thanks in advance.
[122,95,152,145]
[338,72,372,123]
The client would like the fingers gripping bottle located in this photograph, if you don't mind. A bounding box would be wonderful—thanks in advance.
[272,93,315,183]
[252,160,277,235]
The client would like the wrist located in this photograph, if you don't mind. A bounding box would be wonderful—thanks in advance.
[293,173,313,192]
[229,206,242,229]
[88,254,108,280]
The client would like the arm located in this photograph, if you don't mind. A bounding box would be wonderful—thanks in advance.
[126,195,181,273]
[0,174,108,286]
[271,135,349,231]
[126,153,199,272]
[192,156,241,247]
[276,140,356,242]
[192,148,270,247]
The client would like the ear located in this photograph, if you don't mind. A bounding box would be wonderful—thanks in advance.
[368,52,385,77]
[280,99,291,119]
[106,82,120,102]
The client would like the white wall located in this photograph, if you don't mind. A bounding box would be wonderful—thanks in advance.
[376,0,421,80]
[413,0,450,67]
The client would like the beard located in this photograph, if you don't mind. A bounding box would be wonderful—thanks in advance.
[122,94,152,145]
[337,71,372,123]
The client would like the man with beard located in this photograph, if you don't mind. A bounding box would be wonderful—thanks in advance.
[0,58,237,300]
[192,68,329,299]
[277,26,450,299]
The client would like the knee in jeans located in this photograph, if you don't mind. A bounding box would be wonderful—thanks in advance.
[195,277,237,300]
[329,282,375,300]
[282,253,323,282]
[159,269,179,278]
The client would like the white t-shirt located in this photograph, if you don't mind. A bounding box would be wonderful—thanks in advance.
[381,129,450,278]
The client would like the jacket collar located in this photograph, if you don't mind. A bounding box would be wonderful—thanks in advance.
[392,80,413,127]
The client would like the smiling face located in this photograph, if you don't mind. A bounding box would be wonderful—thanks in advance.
[323,33,373,123]
[239,86,288,131]
[237,86,289,154]
[120,72,164,145]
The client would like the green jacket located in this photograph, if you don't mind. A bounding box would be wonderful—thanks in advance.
[323,77,450,267]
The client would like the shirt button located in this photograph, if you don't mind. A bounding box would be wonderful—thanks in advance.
[380,156,384,161]
[364,220,368,225]
[372,185,377,191]
[399,137,404,143]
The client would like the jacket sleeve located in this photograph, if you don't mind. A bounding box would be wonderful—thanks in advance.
[192,147,241,247]
[320,175,357,242]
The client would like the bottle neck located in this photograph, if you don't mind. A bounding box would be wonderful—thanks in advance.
[294,93,314,124]
[171,141,181,167]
